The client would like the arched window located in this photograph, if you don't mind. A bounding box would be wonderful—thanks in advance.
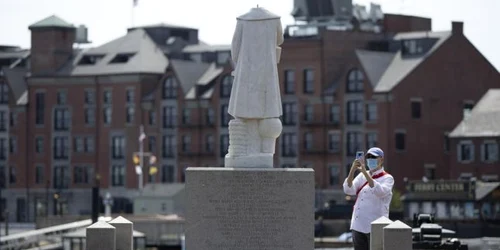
[162,77,177,99]
[346,68,364,92]
[220,75,233,98]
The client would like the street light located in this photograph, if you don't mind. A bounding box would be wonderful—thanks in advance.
[134,125,157,191]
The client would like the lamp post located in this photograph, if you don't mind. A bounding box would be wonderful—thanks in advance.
[103,192,113,218]
[134,125,157,192]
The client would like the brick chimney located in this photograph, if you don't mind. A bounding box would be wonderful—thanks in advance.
[452,21,463,35]
[28,15,76,76]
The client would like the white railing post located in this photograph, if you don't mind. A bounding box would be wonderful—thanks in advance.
[370,216,393,250]
[383,220,412,250]
[86,221,116,250]
[109,216,133,250]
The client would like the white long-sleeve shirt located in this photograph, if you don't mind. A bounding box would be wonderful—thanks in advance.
[343,168,394,234]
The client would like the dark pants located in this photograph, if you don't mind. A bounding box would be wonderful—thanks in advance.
[352,230,370,250]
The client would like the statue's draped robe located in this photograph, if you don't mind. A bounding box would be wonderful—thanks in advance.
[229,9,284,119]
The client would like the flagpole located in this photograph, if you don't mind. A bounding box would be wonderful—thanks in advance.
[139,124,144,191]
[131,0,136,27]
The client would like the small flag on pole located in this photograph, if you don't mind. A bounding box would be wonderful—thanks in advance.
[139,132,146,142]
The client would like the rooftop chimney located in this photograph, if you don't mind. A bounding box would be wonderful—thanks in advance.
[452,21,463,35]
[28,15,76,76]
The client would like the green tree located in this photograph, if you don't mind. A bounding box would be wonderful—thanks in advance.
[390,189,403,211]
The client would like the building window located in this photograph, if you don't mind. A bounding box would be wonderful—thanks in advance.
[282,133,297,157]
[411,100,421,119]
[126,107,134,123]
[282,102,297,125]
[0,111,6,131]
[103,107,112,125]
[111,165,125,186]
[206,108,215,126]
[57,91,67,105]
[329,165,340,186]
[162,135,175,158]
[221,104,230,127]
[0,166,4,188]
[304,132,313,151]
[163,77,177,99]
[346,68,364,92]
[53,137,69,160]
[53,166,69,189]
[366,133,378,149]
[35,165,44,184]
[54,108,70,131]
[35,92,45,125]
[162,106,177,128]
[366,103,377,122]
[303,69,314,94]
[444,133,450,152]
[161,165,174,183]
[103,90,112,104]
[9,166,16,184]
[111,136,125,159]
[35,137,44,154]
[216,51,230,64]
[424,164,435,180]
[481,142,499,162]
[84,90,95,104]
[329,105,340,124]
[85,108,95,125]
[126,89,134,103]
[206,134,214,153]
[182,135,191,153]
[148,110,156,125]
[347,132,363,156]
[328,133,340,153]
[220,75,233,98]
[9,136,16,153]
[84,137,94,153]
[73,165,90,184]
[73,137,84,153]
[148,136,156,152]
[0,83,8,104]
[402,39,423,55]
[395,132,406,151]
[0,138,6,160]
[182,108,190,125]
[303,104,313,122]
[458,141,474,162]
[220,134,229,158]
[9,111,16,127]
[347,100,363,124]
[284,70,295,94]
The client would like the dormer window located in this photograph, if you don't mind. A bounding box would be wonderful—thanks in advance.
[109,53,136,64]
[78,54,105,65]
[216,52,230,65]
[220,75,233,98]
[346,68,364,92]
[402,40,423,55]
[162,77,177,99]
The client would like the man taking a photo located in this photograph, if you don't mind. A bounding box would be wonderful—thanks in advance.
[343,147,394,250]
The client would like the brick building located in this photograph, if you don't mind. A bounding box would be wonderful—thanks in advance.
[1,0,500,222]
[448,89,500,181]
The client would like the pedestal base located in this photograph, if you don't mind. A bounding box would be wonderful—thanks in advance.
[224,153,273,168]
[186,167,315,250]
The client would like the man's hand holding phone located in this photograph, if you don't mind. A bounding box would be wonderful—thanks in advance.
[352,151,367,173]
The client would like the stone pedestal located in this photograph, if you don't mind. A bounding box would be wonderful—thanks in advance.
[109,216,133,250]
[86,221,116,250]
[370,216,393,250]
[186,167,314,250]
[383,220,412,250]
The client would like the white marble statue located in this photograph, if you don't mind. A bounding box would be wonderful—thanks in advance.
[225,6,284,168]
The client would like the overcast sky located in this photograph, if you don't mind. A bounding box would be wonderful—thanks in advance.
[1,0,498,70]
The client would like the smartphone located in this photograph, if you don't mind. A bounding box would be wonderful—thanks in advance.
[356,151,364,160]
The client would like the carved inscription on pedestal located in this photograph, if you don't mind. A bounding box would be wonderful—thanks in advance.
[186,168,314,250]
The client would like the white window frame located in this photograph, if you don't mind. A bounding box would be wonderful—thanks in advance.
[457,140,475,163]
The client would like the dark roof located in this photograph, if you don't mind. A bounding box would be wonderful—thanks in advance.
[449,89,500,138]
[2,67,28,105]
[59,29,168,76]
[355,50,395,88]
[28,15,74,29]
[130,22,197,30]
[169,59,211,96]
[372,31,451,92]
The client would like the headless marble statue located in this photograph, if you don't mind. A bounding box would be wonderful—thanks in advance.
[225,7,284,168]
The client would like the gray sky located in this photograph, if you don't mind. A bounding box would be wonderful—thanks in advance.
[1,0,499,71]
